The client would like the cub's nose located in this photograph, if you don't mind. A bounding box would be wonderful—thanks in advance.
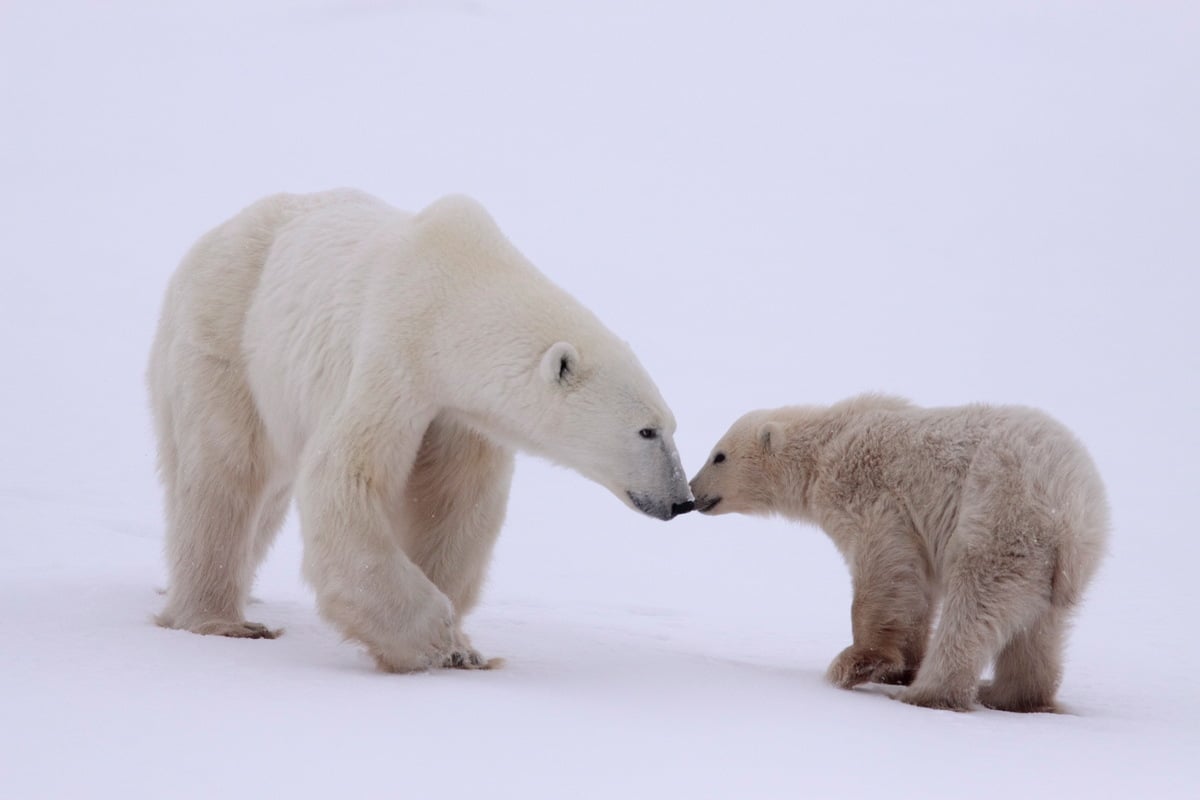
[670,500,695,518]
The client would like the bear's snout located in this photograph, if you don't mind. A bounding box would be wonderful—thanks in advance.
[688,475,722,514]
[670,500,695,517]
[628,490,693,521]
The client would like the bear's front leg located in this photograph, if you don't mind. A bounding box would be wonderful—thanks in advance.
[828,525,933,690]
[399,415,515,670]
[297,414,462,672]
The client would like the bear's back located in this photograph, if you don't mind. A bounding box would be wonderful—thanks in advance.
[854,403,1084,496]
[814,403,1065,540]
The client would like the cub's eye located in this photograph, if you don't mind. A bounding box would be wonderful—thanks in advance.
[638,428,658,440]
[713,452,726,464]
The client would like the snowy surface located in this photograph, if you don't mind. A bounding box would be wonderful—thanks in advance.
[2,1,1199,797]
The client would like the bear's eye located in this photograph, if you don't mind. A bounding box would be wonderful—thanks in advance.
[713,452,726,464]
[638,428,658,440]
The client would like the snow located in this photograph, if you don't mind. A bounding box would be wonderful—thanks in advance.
[2,0,1198,797]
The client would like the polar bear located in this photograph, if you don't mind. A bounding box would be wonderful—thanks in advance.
[688,394,1108,711]
[147,189,693,672]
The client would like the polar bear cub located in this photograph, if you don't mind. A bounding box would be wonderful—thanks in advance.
[689,394,1108,711]
[148,189,693,672]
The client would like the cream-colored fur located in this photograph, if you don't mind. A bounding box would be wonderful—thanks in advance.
[689,394,1108,712]
[148,189,692,672]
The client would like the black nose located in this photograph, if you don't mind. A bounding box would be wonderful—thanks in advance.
[670,500,695,518]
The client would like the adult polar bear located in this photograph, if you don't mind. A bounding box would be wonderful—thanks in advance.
[148,189,693,672]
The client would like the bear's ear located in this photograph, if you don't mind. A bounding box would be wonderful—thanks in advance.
[540,341,580,385]
[758,421,786,453]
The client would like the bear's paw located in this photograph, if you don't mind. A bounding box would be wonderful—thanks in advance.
[826,644,908,689]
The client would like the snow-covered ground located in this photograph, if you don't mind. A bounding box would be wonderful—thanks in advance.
[3,1,1198,797]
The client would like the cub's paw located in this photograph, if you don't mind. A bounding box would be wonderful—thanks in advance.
[826,645,906,689]
[204,620,281,639]
[876,667,919,686]
[163,616,281,639]
[978,681,1058,714]
[898,685,975,712]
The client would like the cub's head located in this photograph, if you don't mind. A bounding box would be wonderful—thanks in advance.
[688,410,787,516]
[533,340,693,521]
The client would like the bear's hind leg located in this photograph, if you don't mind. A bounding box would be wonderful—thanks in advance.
[156,357,278,639]
[978,606,1066,713]
[899,537,1051,711]
[401,415,515,669]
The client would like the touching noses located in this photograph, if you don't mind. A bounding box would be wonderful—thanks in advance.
[670,499,695,518]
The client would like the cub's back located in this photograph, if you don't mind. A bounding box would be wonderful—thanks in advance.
[818,403,1106,563]
[821,404,992,509]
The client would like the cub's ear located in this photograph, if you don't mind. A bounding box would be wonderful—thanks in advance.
[539,341,580,385]
[758,421,785,453]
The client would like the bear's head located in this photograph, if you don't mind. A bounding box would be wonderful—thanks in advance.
[530,340,693,521]
[689,395,913,518]
[415,195,693,521]
[688,410,788,517]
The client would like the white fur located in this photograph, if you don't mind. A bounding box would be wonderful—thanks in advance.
[148,190,691,671]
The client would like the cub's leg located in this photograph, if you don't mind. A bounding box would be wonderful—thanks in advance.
[827,522,933,689]
[154,353,278,639]
[400,415,515,669]
[297,400,458,673]
[978,605,1067,713]
[899,516,1053,711]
